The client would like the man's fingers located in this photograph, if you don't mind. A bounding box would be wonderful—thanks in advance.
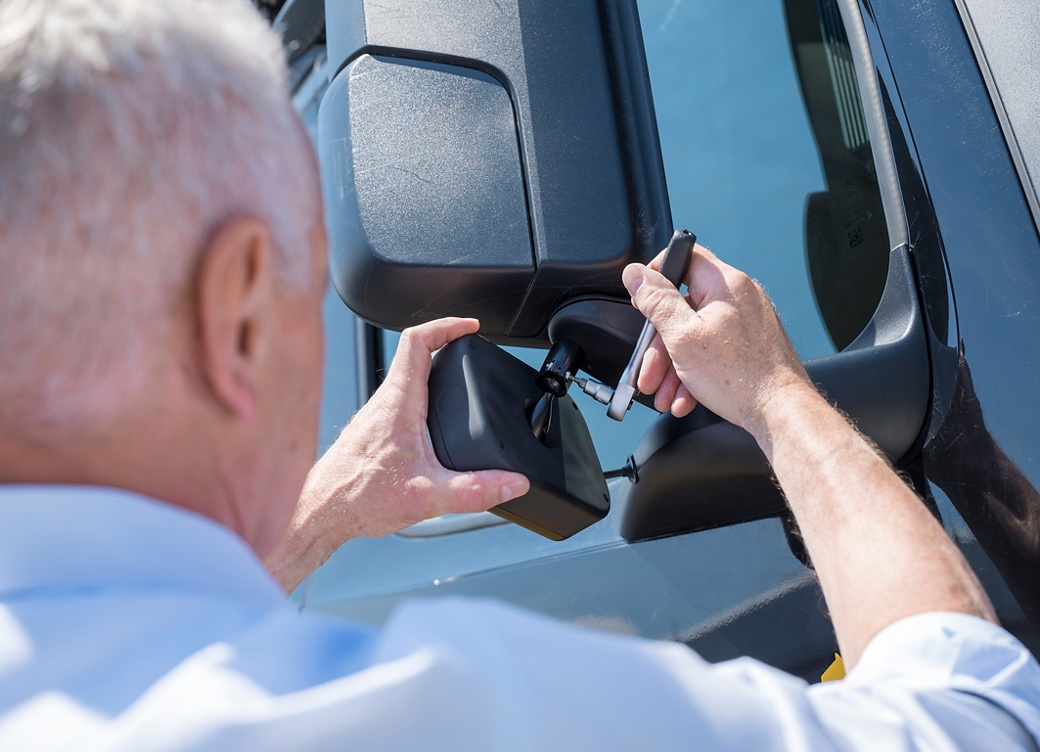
[671,384,697,418]
[445,470,530,513]
[683,245,728,310]
[405,317,481,354]
[654,367,682,413]
[638,335,671,395]
[386,317,480,391]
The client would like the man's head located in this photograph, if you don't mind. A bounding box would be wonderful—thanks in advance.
[0,0,327,554]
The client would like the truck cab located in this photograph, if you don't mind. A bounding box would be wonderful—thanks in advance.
[257,0,1040,680]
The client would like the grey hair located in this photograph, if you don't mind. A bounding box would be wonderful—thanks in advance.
[0,0,318,431]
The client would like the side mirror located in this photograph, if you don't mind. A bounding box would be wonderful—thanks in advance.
[427,334,609,540]
[320,0,671,351]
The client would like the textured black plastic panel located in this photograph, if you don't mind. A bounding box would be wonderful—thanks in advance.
[619,246,930,541]
[427,335,609,540]
[320,56,532,332]
[322,0,671,338]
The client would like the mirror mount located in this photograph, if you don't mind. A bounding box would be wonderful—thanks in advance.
[547,298,658,407]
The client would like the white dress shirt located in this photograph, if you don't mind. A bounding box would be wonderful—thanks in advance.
[1,485,1039,751]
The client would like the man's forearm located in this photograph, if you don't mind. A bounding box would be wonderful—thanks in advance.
[750,382,997,667]
[266,467,360,593]
[626,249,1000,671]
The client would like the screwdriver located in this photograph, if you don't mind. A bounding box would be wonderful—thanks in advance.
[566,229,696,421]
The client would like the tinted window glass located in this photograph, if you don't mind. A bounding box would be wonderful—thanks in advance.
[639,0,890,356]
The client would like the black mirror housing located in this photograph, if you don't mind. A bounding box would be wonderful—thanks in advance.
[320,0,671,340]
[427,334,609,540]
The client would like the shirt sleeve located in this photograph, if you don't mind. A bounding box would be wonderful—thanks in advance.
[370,599,1040,752]
[806,611,1040,750]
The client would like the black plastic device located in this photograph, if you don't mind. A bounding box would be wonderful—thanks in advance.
[427,335,609,540]
[320,0,671,340]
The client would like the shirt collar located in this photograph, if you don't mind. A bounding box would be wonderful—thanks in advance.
[0,484,285,606]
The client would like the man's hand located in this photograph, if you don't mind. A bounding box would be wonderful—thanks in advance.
[621,244,811,435]
[622,244,995,667]
[266,317,529,592]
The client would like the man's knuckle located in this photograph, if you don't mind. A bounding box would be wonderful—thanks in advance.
[728,270,753,292]
[401,327,427,352]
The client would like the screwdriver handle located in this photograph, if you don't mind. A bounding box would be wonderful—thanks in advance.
[658,229,696,288]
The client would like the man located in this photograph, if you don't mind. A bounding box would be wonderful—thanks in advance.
[0,0,1037,749]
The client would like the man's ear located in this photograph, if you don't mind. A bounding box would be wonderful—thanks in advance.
[193,216,275,421]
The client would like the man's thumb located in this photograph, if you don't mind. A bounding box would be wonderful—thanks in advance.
[622,263,691,338]
[446,470,530,513]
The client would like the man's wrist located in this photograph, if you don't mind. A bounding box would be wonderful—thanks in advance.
[266,470,364,592]
[741,375,826,461]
